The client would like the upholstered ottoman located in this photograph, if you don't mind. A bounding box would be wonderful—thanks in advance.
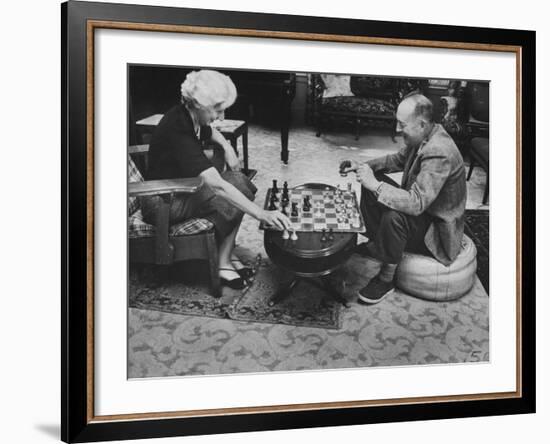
[395,235,478,301]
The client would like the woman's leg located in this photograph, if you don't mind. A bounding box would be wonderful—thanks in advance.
[219,222,240,268]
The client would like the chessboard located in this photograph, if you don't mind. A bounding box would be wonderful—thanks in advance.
[260,182,366,233]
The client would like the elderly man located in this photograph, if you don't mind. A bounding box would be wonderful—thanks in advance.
[340,94,466,304]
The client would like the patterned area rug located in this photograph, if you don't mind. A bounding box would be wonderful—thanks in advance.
[229,262,341,329]
[129,259,342,329]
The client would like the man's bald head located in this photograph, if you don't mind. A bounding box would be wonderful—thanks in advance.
[395,94,435,147]
[398,94,434,123]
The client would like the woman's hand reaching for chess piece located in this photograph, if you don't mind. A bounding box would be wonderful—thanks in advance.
[259,210,292,231]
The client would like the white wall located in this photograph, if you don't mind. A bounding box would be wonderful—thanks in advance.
[0,0,546,443]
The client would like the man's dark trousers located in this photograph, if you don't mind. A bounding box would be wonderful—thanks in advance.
[360,174,434,264]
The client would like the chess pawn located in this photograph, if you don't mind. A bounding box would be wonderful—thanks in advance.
[282,229,289,240]
[272,179,279,193]
[290,230,298,241]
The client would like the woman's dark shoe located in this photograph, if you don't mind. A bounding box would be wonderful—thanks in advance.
[219,268,248,290]
[231,259,255,280]
[236,267,254,279]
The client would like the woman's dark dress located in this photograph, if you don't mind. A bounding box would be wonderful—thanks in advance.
[140,104,256,239]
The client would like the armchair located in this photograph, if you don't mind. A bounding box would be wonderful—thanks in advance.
[128,148,221,297]
[439,80,489,204]
[465,81,489,205]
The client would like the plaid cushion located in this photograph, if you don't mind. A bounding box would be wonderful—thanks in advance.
[129,209,214,239]
[170,218,214,236]
[128,209,155,238]
[128,156,144,216]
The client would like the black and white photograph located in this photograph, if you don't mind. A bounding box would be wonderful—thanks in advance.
[54,0,537,442]
[127,65,490,378]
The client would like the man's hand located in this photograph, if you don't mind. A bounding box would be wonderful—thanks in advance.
[356,163,380,191]
[339,159,359,175]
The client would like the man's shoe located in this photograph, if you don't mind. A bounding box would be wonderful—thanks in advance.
[358,276,394,304]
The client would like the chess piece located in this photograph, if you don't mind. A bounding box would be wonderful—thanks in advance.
[320,229,327,242]
[339,160,355,177]
[282,191,289,204]
[290,230,298,241]
[268,197,277,210]
[281,206,288,216]
[291,202,298,217]
[283,181,289,192]
[328,228,335,240]
[282,229,289,240]
[272,179,279,194]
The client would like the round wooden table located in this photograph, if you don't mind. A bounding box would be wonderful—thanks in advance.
[263,183,357,307]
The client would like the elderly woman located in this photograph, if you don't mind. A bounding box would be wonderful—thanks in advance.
[141,70,290,290]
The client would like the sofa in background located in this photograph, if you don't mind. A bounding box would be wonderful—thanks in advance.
[310,74,428,140]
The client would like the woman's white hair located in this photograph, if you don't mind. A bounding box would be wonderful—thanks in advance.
[180,70,237,110]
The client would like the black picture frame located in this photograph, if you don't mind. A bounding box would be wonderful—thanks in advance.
[61,1,536,442]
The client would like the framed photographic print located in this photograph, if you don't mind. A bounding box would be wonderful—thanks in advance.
[62,0,536,442]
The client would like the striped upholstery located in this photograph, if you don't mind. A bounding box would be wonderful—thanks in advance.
[128,155,214,238]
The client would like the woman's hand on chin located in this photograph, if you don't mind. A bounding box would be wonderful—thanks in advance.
[226,158,241,171]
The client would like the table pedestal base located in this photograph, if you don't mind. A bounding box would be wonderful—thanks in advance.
[269,275,350,308]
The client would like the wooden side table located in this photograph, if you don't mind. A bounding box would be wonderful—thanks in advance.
[135,115,252,176]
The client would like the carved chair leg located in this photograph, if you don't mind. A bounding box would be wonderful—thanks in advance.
[315,113,322,137]
[205,231,221,298]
